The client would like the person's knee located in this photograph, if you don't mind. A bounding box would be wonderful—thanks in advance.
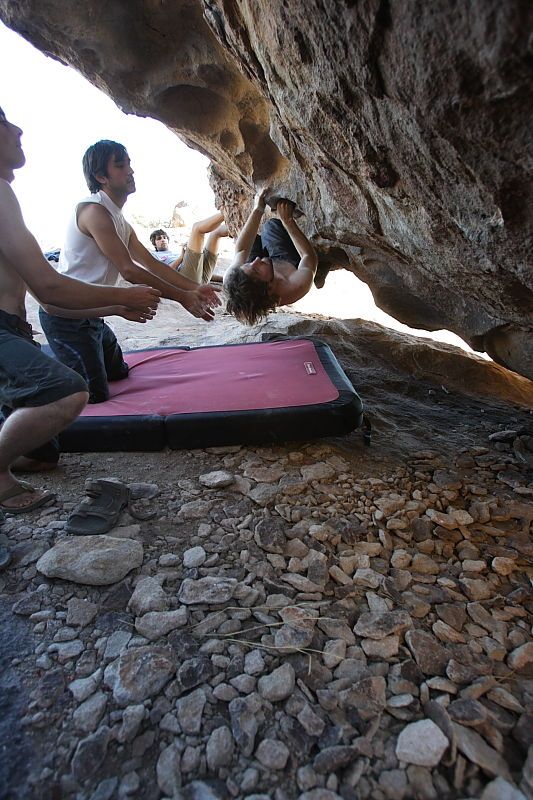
[57,391,89,424]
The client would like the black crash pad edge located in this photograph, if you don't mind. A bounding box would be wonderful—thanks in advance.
[58,338,363,452]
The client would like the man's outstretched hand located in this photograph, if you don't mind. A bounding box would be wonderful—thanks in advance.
[118,307,157,323]
[277,200,295,225]
[182,284,222,322]
[124,285,161,313]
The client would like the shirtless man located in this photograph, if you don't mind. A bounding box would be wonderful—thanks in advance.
[39,140,221,403]
[0,107,159,526]
[223,190,318,325]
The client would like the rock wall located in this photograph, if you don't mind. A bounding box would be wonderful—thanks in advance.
[1,0,532,378]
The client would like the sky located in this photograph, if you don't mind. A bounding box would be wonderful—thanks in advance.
[0,22,216,250]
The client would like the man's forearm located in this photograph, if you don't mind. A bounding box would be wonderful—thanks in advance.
[283,220,318,268]
[235,208,263,256]
[37,273,134,310]
[124,260,196,303]
[40,303,122,319]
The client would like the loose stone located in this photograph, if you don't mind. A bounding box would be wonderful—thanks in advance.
[255,738,290,770]
[37,536,143,585]
[395,719,449,767]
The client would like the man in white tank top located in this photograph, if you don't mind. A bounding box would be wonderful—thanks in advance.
[39,140,221,403]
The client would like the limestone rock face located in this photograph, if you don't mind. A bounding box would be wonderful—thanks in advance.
[1,0,531,377]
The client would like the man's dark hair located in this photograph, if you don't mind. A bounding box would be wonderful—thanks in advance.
[224,266,278,326]
[82,140,128,193]
[150,229,168,248]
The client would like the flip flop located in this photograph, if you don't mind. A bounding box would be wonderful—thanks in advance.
[0,481,55,515]
[66,479,131,536]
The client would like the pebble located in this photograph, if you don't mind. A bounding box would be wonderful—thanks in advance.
[206,726,234,769]
[491,556,515,575]
[396,719,449,767]
[178,576,238,604]
[128,577,169,615]
[199,470,235,488]
[255,738,290,769]
[117,705,145,743]
[104,646,175,705]
[182,546,207,567]
[481,778,526,800]
[156,743,182,797]
[508,642,533,675]
[257,663,295,701]
[452,722,512,779]
[176,688,206,734]
[66,598,98,627]
[354,610,412,639]
[69,669,103,703]
[134,608,188,640]
[72,692,107,733]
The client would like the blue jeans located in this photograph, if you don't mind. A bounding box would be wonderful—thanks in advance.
[39,310,129,404]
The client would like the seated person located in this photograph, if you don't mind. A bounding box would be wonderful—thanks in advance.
[150,216,228,281]
[150,229,183,266]
[39,139,220,404]
[223,189,317,325]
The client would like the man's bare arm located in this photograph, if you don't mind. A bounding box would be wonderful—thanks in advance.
[276,201,318,304]
[0,181,160,314]
[39,303,155,323]
[231,189,268,266]
[79,205,220,321]
[168,247,185,270]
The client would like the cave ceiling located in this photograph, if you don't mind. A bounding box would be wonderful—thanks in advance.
[1,0,531,379]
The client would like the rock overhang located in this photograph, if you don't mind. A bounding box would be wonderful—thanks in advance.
[0,0,531,379]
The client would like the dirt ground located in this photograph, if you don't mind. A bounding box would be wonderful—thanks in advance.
[1,275,531,800]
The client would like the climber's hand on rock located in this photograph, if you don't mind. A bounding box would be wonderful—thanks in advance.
[277,200,295,225]
[254,187,269,212]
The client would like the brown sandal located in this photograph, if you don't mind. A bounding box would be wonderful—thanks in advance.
[0,481,55,515]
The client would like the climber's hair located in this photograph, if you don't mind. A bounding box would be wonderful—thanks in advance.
[224,265,278,326]
[82,140,128,193]
[150,229,168,248]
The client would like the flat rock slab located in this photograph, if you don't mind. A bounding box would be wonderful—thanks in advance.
[36,536,143,585]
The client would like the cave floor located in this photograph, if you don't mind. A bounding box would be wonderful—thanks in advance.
[1,303,532,800]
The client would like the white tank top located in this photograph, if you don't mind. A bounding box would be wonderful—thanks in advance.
[58,190,133,286]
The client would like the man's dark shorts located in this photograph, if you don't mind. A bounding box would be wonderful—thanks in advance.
[250,218,301,267]
[0,310,88,462]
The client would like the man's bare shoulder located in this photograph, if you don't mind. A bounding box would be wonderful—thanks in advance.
[77,200,114,235]
[77,200,108,221]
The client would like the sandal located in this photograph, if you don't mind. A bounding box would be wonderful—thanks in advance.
[0,481,55,515]
[66,479,131,536]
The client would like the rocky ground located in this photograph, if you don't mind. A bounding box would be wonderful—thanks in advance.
[1,300,532,800]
